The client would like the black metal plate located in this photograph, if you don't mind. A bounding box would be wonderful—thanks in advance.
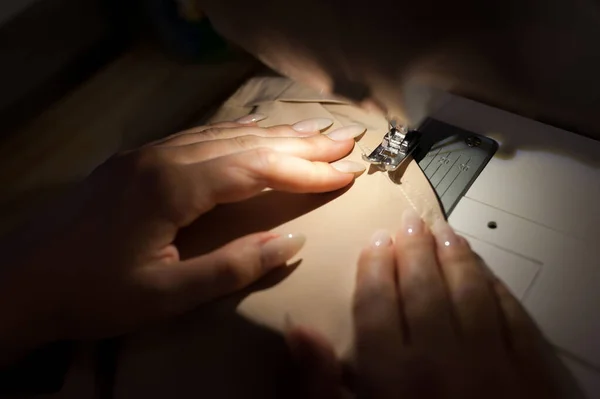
[413,119,498,216]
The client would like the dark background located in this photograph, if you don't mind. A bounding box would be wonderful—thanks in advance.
[0,0,148,136]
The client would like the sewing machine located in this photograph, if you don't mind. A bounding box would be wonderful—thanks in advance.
[371,93,600,397]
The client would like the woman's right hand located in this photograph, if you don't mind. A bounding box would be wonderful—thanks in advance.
[287,211,585,399]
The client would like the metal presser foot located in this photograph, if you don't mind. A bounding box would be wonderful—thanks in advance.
[362,120,421,171]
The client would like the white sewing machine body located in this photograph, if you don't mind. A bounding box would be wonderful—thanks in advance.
[425,94,600,397]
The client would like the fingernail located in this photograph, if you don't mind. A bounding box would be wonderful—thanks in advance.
[331,160,366,177]
[292,118,333,133]
[261,233,306,269]
[235,113,267,124]
[432,220,460,248]
[370,230,392,248]
[325,124,366,141]
[401,208,423,236]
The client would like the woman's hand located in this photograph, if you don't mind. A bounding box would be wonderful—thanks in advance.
[0,116,366,365]
[287,210,584,399]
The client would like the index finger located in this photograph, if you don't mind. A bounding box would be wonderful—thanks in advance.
[172,148,365,226]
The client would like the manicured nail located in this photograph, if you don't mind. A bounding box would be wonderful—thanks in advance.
[432,220,460,248]
[401,208,424,236]
[370,230,392,248]
[325,124,366,141]
[331,160,366,177]
[292,118,333,133]
[235,113,267,124]
[261,233,306,269]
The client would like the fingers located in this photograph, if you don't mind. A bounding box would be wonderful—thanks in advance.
[160,117,333,147]
[151,122,247,146]
[171,124,364,164]
[150,231,305,311]
[286,325,345,399]
[353,230,404,352]
[354,217,514,353]
[395,209,456,347]
[432,220,505,349]
[181,148,364,218]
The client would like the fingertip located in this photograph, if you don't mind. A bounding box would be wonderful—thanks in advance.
[400,208,425,237]
[292,117,334,133]
[325,124,366,141]
[260,233,306,270]
[431,219,466,251]
[369,229,393,249]
[430,221,477,269]
[357,234,396,282]
[357,232,395,284]
[330,160,366,178]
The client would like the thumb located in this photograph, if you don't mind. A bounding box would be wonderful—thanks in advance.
[154,231,306,312]
[286,325,346,399]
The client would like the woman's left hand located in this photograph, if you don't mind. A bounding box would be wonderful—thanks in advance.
[0,115,366,365]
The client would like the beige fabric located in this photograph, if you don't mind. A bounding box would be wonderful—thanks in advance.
[115,77,444,398]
